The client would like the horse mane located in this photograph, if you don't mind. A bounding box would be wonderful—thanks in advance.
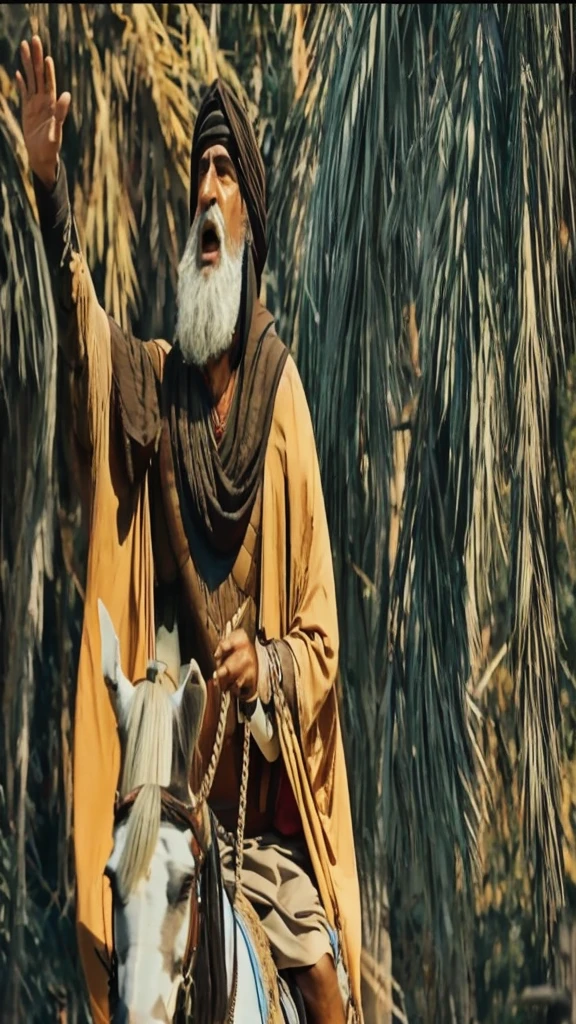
[120,680,175,795]
[116,680,176,899]
[117,784,162,901]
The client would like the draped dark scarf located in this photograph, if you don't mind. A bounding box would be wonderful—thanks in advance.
[163,251,287,590]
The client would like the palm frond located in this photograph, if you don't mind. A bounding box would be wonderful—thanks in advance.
[268,4,352,348]
[287,6,429,956]
[504,2,576,935]
[0,93,58,1018]
[385,10,510,994]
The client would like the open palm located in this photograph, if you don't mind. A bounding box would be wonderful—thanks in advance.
[16,35,71,187]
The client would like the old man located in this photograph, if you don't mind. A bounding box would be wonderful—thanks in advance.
[17,34,362,1024]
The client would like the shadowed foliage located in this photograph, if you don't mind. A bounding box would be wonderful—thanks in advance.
[272,3,576,1018]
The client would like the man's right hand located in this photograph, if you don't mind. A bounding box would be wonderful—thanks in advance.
[16,35,71,190]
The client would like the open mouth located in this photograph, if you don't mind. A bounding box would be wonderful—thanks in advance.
[201,223,221,257]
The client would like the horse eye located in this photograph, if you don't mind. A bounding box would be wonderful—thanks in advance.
[177,875,194,903]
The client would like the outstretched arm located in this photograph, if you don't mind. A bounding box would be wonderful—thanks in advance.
[17,36,160,466]
[16,37,80,365]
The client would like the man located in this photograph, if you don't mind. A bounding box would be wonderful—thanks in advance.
[17,35,363,1024]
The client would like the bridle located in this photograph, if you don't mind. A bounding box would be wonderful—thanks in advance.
[108,784,239,1023]
[114,787,208,989]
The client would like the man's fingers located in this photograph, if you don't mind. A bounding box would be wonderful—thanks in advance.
[227,629,249,647]
[214,629,248,663]
[44,55,57,101]
[15,70,27,102]
[214,662,233,692]
[55,91,71,125]
[214,660,235,684]
[214,637,233,663]
[31,36,45,93]
[235,670,253,696]
[214,649,247,684]
[214,658,231,683]
[20,40,36,96]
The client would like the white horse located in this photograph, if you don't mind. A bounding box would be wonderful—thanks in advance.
[98,600,299,1024]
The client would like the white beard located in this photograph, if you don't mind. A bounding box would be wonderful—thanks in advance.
[175,205,244,368]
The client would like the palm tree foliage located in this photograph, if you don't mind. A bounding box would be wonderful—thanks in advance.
[504,2,575,929]
[0,88,62,1016]
[278,0,430,937]
[3,3,576,1022]
[271,1,576,1014]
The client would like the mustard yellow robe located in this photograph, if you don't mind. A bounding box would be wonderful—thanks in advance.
[68,255,362,1022]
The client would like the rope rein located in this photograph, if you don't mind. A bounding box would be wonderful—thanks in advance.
[196,689,231,806]
[234,718,251,896]
[203,638,288,899]
[194,655,255,905]
[195,689,251,904]
[230,642,283,897]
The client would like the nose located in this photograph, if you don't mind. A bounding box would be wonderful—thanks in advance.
[198,164,218,213]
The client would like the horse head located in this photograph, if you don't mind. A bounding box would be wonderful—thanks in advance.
[98,600,209,1023]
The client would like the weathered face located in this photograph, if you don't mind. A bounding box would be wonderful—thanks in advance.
[194,143,245,270]
[106,822,195,1024]
[176,148,247,367]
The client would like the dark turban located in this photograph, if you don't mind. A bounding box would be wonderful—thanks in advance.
[190,79,267,288]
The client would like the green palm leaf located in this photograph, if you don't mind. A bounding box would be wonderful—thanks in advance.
[290,5,429,954]
[386,6,508,990]
[504,1,576,934]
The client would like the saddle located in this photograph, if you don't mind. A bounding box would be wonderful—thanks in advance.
[231,882,306,1024]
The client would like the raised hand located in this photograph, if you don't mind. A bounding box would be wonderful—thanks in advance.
[16,35,71,189]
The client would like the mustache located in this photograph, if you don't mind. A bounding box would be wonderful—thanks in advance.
[183,204,228,266]
[175,222,244,368]
[182,204,247,267]
[196,203,226,241]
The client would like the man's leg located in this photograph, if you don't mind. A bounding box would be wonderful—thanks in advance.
[294,953,346,1024]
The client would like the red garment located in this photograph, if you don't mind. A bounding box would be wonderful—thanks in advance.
[274,763,303,836]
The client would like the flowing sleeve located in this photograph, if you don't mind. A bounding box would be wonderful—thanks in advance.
[264,356,340,813]
[34,162,160,470]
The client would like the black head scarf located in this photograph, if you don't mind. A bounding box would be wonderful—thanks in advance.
[190,79,267,289]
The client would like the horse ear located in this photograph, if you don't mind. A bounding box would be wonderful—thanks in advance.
[171,661,207,767]
[98,599,135,728]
